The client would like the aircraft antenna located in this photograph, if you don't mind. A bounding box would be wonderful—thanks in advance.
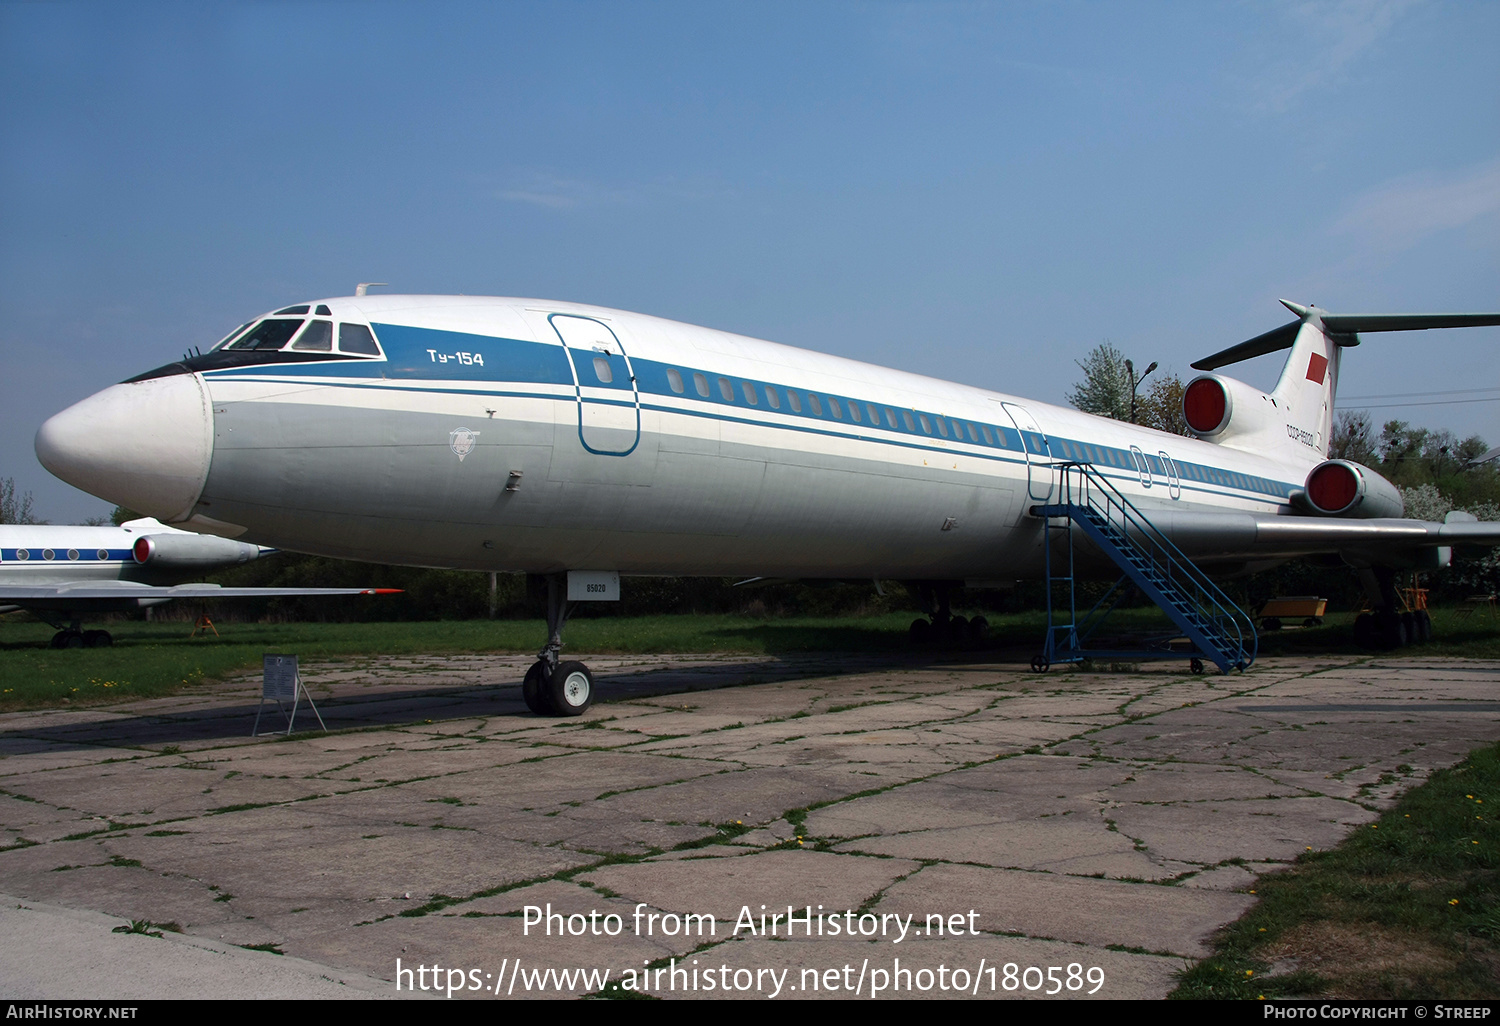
[355,282,388,297]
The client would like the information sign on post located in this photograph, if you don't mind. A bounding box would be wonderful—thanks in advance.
[252,654,327,736]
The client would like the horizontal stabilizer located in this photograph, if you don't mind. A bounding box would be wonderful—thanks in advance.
[1192,302,1500,371]
[1191,320,1300,371]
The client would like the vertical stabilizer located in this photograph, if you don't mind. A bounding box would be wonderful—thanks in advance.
[1268,302,1340,461]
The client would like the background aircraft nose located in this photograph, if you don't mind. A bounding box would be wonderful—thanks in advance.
[35,373,213,523]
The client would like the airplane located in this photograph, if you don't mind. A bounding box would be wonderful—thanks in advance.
[30,292,1500,712]
[0,516,399,648]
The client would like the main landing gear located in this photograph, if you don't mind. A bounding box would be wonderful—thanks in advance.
[1352,568,1432,650]
[47,619,112,649]
[905,582,988,645]
[521,575,594,717]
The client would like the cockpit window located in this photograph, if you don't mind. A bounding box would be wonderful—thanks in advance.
[291,320,333,351]
[338,323,381,356]
[224,318,305,351]
[315,304,332,316]
[274,305,310,315]
[213,321,254,350]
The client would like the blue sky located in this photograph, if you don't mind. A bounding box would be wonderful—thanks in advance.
[2,0,1496,522]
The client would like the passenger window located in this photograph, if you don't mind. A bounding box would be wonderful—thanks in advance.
[868,404,881,425]
[885,408,897,429]
[903,410,916,431]
[828,397,843,419]
[593,356,614,383]
[693,372,710,397]
[808,394,823,416]
[228,319,303,351]
[338,323,381,356]
[848,402,861,423]
[787,391,802,413]
[918,414,931,434]
[981,424,994,445]
[315,305,332,316]
[741,381,758,405]
[967,423,979,442]
[935,418,948,437]
[667,368,685,393]
[291,320,333,351]
[718,377,734,401]
[765,386,780,409]
[96,548,108,560]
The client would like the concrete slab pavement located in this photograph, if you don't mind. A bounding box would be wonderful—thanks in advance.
[1,650,1497,999]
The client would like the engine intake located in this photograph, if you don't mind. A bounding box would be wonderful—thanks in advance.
[1181,374,1279,443]
[1301,460,1404,519]
[1183,376,1231,435]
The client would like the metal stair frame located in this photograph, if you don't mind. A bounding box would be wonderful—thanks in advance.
[1035,461,1257,674]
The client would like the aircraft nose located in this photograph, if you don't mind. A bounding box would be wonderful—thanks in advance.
[35,373,213,523]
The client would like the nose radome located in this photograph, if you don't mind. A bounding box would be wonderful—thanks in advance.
[35,374,213,523]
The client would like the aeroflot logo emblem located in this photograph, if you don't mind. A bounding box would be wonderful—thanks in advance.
[1306,352,1329,385]
[449,427,480,462]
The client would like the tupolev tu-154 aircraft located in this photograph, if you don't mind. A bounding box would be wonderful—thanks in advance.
[33,293,1500,713]
[0,516,399,648]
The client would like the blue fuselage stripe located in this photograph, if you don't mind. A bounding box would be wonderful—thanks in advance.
[204,323,1300,504]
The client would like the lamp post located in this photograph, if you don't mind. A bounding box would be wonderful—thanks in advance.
[1125,359,1157,425]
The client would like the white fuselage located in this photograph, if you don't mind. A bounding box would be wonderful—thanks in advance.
[37,296,1329,583]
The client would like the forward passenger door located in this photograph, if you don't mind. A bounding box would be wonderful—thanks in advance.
[550,315,641,456]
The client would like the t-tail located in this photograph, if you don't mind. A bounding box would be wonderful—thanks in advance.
[1182,300,1500,465]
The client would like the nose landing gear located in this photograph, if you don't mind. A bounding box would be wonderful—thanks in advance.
[521,575,594,716]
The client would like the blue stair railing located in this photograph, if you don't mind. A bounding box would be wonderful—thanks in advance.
[1034,462,1257,674]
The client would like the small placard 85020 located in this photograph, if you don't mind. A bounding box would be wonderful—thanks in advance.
[566,571,620,602]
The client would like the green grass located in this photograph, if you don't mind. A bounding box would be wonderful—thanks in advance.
[1,607,1495,712]
[1172,741,1500,1000]
[0,612,915,710]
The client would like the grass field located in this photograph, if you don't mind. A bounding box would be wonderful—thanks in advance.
[1173,741,1500,999]
[1,606,1497,712]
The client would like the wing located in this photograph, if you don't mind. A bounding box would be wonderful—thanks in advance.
[1146,511,1500,563]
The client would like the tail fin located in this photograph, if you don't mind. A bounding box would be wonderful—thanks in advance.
[1190,301,1500,462]
[1269,305,1341,460]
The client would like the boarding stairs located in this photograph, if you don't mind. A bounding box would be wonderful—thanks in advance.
[1034,462,1257,674]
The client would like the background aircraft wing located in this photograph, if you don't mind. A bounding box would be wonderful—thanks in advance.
[0,582,401,600]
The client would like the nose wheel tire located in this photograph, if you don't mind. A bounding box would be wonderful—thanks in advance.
[1190,658,1205,675]
[548,661,594,716]
[1030,655,1049,673]
[521,660,552,715]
